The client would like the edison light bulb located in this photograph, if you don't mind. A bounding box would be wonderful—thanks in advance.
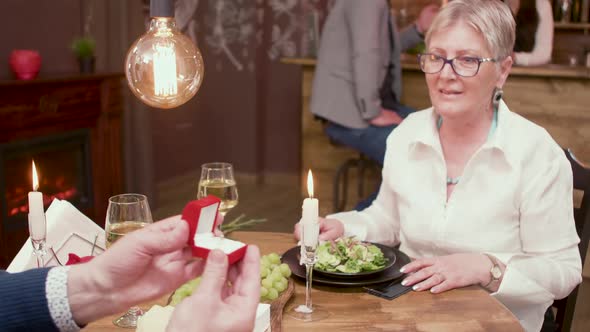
[125,0,204,109]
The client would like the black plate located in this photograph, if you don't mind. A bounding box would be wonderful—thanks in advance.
[282,245,410,287]
[313,243,397,278]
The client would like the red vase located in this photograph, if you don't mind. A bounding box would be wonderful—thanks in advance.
[9,50,41,80]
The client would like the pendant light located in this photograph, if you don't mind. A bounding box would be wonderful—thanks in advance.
[125,0,204,109]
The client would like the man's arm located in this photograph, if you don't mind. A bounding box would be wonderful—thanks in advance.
[398,4,439,51]
[0,268,60,332]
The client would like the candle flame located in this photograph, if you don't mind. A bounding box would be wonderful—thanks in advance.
[32,160,39,191]
[307,169,314,198]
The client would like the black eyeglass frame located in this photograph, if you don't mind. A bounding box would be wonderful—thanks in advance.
[417,53,498,77]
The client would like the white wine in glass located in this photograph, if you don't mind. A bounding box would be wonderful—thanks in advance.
[104,193,153,328]
[197,162,238,216]
[105,221,150,248]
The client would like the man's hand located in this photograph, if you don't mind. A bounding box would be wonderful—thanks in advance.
[416,4,439,35]
[294,217,345,241]
[68,217,205,325]
[167,246,261,332]
[369,108,404,127]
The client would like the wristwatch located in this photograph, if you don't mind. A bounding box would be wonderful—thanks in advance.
[483,253,502,288]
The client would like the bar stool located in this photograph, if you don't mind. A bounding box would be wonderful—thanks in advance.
[314,116,382,212]
[328,139,381,212]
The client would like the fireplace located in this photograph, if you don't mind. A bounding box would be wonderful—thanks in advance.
[1,130,93,232]
[0,73,124,268]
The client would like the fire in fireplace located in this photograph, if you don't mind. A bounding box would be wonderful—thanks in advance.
[0,130,92,236]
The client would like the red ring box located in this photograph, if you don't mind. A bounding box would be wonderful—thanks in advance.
[181,195,247,265]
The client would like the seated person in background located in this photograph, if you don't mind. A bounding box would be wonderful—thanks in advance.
[296,0,581,330]
[311,0,438,210]
[0,217,260,332]
[505,0,554,66]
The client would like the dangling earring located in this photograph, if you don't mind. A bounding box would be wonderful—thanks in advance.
[492,88,503,111]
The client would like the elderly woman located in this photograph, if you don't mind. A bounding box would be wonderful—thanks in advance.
[294,0,581,331]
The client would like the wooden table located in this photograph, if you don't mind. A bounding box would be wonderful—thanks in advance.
[86,232,523,331]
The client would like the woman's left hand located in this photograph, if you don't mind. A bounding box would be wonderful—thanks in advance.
[400,253,491,293]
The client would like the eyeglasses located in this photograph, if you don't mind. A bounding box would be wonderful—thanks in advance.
[418,53,497,77]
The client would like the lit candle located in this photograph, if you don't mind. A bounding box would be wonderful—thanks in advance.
[301,170,319,247]
[28,160,46,241]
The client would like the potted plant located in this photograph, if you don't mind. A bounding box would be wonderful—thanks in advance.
[71,37,96,73]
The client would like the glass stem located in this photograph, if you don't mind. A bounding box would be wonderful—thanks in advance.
[32,239,47,268]
[305,262,314,311]
[128,306,142,316]
[35,253,45,268]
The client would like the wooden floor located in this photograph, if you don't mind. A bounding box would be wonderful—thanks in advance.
[154,168,589,331]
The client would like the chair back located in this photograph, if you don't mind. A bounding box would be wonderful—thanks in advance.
[552,148,590,331]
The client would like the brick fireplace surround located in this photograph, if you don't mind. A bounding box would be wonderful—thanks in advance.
[0,73,124,268]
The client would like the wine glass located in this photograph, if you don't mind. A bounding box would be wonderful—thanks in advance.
[104,193,153,328]
[197,162,239,217]
[288,222,330,322]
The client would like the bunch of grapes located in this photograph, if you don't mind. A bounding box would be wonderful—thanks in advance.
[169,277,201,306]
[260,252,291,302]
[169,252,292,306]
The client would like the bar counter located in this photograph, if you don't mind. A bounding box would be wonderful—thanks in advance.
[283,57,590,189]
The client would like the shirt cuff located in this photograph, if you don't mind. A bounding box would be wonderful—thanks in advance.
[46,266,81,332]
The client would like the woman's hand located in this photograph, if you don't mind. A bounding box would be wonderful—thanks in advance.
[400,253,492,293]
[293,217,345,241]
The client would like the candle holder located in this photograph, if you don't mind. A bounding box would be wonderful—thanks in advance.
[288,222,330,322]
[28,214,47,268]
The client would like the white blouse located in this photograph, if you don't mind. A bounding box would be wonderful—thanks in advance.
[329,101,582,332]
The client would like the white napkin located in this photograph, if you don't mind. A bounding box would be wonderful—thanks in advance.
[136,303,271,332]
[7,199,106,272]
[253,303,271,332]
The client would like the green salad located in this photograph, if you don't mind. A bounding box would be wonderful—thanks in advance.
[315,237,388,273]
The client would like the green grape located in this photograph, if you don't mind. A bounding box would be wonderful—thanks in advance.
[178,284,192,295]
[270,272,282,283]
[261,278,273,289]
[170,294,184,306]
[273,281,287,292]
[267,288,279,300]
[261,256,271,266]
[268,253,281,264]
[280,278,289,290]
[256,252,292,301]
[279,263,291,277]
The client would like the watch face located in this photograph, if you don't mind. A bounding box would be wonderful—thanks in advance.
[491,266,502,279]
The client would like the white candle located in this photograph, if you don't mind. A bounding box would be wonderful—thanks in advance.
[28,161,46,241]
[301,170,319,247]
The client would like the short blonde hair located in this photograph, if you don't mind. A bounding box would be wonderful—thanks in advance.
[425,0,515,59]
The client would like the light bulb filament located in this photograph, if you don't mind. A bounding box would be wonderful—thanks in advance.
[153,43,178,96]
